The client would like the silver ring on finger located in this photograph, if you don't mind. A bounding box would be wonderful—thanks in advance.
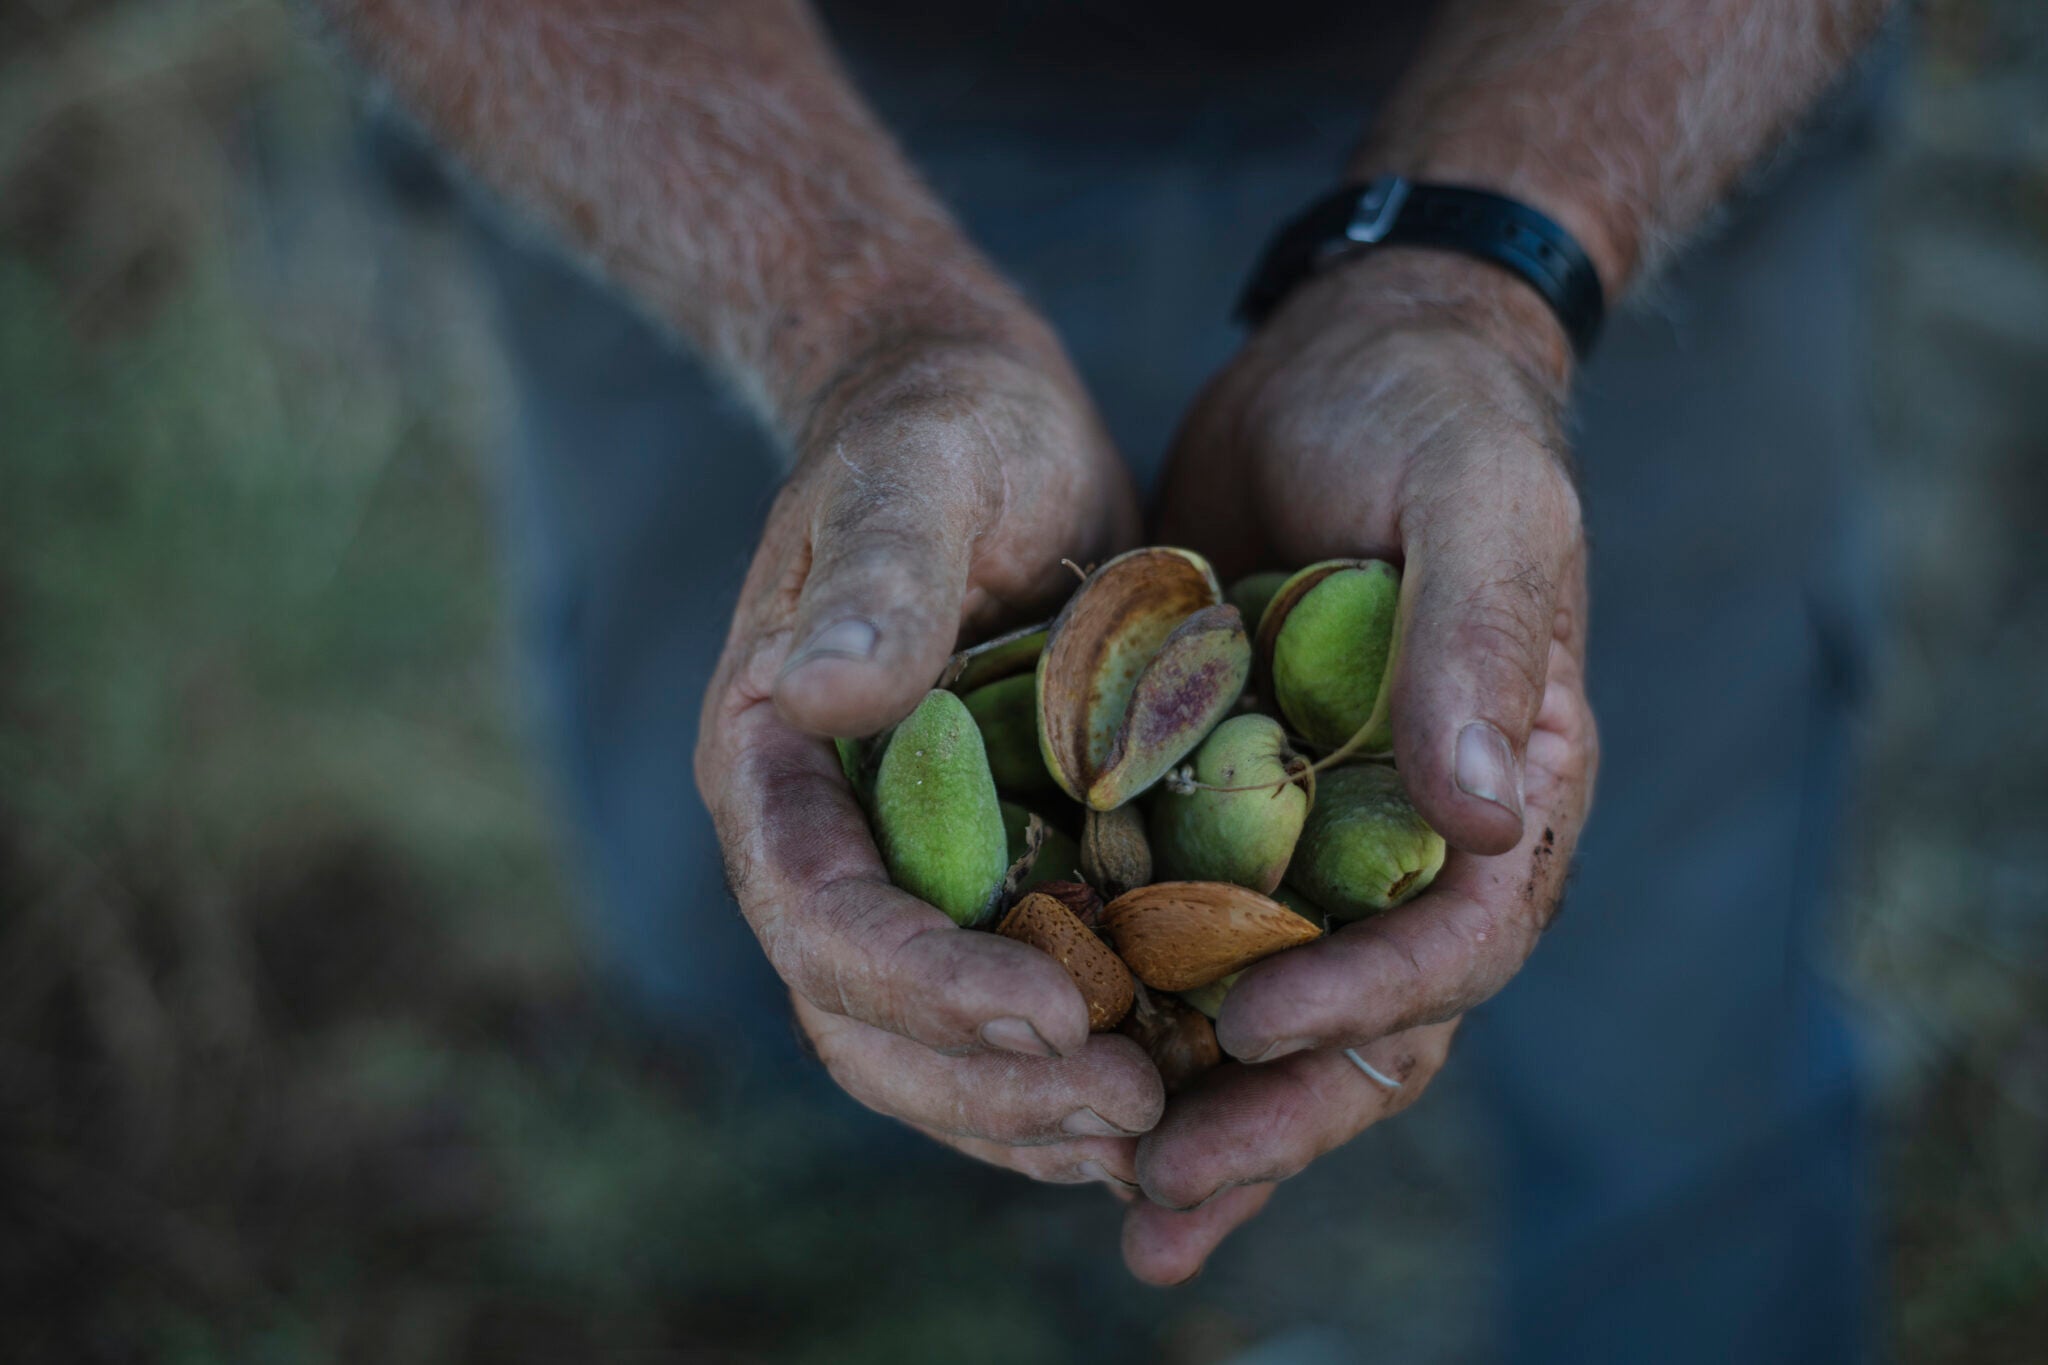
[1345,1047,1404,1091]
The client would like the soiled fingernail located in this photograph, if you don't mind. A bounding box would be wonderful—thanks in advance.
[1168,1180,1238,1213]
[783,618,878,672]
[1062,1107,1134,1138]
[1455,720,1524,820]
[981,1016,1058,1057]
[1079,1160,1138,1192]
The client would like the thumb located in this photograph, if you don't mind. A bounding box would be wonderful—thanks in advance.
[772,454,989,738]
[1389,474,1577,855]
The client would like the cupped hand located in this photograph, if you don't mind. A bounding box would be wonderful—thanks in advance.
[1127,251,1600,1281]
[694,330,1159,1187]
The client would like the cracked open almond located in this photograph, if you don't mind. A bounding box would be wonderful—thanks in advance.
[1035,547,1250,811]
[996,891,1134,1031]
[1098,881,1322,991]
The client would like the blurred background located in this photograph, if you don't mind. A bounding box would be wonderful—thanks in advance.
[2,1,2043,1361]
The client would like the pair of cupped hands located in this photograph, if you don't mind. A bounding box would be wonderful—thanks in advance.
[695,251,1598,1283]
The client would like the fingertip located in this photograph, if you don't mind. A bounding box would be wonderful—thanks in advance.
[1122,1203,1206,1286]
[1089,1033,1169,1134]
[1398,717,1526,857]
[1211,948,1341,1063]
[1133,1130,1219,1213]
[1417,787,1524,857]
[1121,1184,1273,1286]
[773,647,926,738]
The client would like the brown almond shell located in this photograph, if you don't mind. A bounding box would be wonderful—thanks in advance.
[1079,804,1152,899]
[1031,879,1106,930]
[1099,881,1322,991]
[996,892,1135,1031]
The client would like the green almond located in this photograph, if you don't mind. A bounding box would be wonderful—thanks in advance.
[871,690,1010,926]
[1178,971,1240,1021]
[1258,560,1401,753]
[1148,713,1308,893]
[1290,764,1446,922]
[963,672,1059,798]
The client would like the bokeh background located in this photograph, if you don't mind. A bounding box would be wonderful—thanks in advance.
[3,1,2044,1361]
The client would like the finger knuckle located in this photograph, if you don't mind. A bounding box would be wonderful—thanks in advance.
[1451,573,1553,706]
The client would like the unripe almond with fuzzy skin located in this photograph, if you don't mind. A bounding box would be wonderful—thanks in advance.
[1037,548,1251,810]
[1291,764,1447,921]
[871,690,1009,927]
[1258,560,1401,752]
[1099,881,1322,991]
[1147,714,1308,893]
[997,892,1134,1031]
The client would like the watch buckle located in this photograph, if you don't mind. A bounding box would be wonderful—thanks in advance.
[1344,176,1411,245]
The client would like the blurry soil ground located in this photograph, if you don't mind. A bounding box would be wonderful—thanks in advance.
[1,2,2043,1362]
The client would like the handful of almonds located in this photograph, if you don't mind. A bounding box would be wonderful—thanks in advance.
[839,548,1447,1090]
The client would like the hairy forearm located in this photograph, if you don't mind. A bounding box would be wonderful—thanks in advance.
[316,0,1031,438]
[1360,0,1894,301]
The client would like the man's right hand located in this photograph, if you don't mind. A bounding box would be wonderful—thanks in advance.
[694,331,1162,1190]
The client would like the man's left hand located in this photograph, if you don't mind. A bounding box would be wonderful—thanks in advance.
[1127,249,1600,1283]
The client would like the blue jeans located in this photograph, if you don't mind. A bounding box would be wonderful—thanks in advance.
[448,44,1885,1363]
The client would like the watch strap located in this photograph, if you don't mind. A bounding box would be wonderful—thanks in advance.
[1234,177,1607,359]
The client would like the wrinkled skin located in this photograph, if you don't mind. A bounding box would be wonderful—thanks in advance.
[1125,250,1600,1283]
[694,334,1167,1187]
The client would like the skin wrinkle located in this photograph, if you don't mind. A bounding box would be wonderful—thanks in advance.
[1449,568,1554,693]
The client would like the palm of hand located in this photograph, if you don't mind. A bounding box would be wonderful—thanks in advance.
[1123,299,1599,1282]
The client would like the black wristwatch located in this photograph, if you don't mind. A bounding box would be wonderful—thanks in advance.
[1234,176,1607,359]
